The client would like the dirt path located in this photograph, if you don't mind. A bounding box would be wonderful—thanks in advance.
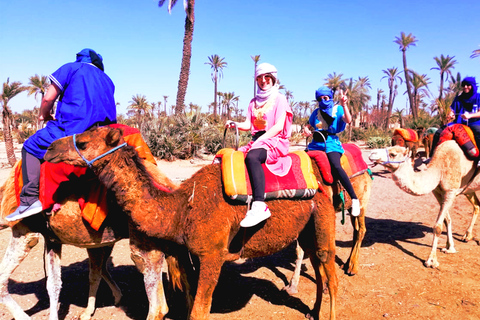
[0,145,479,319]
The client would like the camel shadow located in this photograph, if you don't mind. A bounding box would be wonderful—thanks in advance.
[337,216,432,265]
[7,258,149,320]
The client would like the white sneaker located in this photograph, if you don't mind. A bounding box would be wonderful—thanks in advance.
[351,199,361,217]
[240,201,271,227]
[6,200,43,222]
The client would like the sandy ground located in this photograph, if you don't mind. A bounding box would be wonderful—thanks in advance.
[0,141,479,319]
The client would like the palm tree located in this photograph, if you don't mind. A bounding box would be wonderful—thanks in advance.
[163,95,168,115]
[382,67,403,130]
[27,74,50,130]
[221,92,238,120]
[324,72,345,97]
[251,55,261,96]
[205,54,227,120]
[470,46,480,60]
[159,0,195,114]
[391,108,405,128]
[394,32,418,120]
[128,94,152,129]
[1,78,27,166]
[284,90,294,103]
[431,54,456,100]
[410,71,431,115]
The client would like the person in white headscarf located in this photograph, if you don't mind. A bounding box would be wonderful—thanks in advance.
[226,63,293,227]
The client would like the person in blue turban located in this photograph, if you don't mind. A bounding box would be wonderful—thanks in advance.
[6,48,117,221]
[304,86,360,216]
[430,76,480,158]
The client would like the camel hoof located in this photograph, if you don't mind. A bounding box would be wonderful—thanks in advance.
[424,259,439,268]
[283,285,298,295]
[441,248,457,254]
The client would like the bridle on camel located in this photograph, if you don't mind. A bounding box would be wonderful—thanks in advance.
[73,133,127,168]
[376,147,410,165]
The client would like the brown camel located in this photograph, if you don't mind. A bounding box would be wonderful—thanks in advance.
[391,133,419,159]
[422,128,437,159]
[0,160,178,320]
[44,126,340,320]
[369,140,480,268]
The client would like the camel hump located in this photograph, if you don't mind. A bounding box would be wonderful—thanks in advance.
[393,128,418,142]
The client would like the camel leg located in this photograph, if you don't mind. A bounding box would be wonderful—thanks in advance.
[462,192,480,242]
[307,253,337,320]
[425,191,456,268]
[345,211,366,275]
[44,241,62,320]
[79,245,121,320]
[283,240,304,295]
[442,212,456,254]
[190,254,225,320]
[129,230,168,320]
[0,224,40,320]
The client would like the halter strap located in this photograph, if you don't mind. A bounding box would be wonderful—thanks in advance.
[73,133,127,168]
[378,147,410,165]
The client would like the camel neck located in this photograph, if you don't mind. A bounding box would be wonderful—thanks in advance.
[96,149,180,241]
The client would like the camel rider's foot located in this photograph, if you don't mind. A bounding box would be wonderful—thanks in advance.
[6,200,43,222]
[240,201,271,227]
[351,199,360,217]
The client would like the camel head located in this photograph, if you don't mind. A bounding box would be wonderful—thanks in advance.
[368,145,411,171]
[45,126,125,167]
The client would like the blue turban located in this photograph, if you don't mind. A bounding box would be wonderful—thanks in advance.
[315,86,334,112]
[76,48,104,71]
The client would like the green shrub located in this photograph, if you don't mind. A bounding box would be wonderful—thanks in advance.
[366,136,390,149]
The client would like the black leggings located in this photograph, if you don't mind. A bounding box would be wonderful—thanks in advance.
[245,148,267,202]
[327,152,357,200]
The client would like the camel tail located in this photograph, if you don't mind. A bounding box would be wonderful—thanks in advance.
[166,255,186,291]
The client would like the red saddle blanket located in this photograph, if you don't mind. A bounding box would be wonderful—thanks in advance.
[214,149,318,203]
[307,143,368,185]
[393,128,418,142]
[14,124,161,230]
[437,124,479,159]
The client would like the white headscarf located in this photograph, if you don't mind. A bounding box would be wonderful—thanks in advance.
[255,63,279,107]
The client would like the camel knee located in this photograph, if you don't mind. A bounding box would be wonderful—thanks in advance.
[316,249,331,263]
[433,225,443,236]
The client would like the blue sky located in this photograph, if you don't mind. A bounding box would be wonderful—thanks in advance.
[2,0,480,117]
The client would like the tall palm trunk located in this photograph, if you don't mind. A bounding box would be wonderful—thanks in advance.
[2,109,16,166]
[213,74,218,120]
[175,0,195,114]
[384,85,394,130]
[402,50,416,120]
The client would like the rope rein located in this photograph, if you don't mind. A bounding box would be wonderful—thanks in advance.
[73,133,127,168]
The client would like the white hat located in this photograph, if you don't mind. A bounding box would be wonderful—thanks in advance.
[255,62,278,82]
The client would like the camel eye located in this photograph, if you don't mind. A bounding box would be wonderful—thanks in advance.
[76,141,87,150]
[389,153,395,158]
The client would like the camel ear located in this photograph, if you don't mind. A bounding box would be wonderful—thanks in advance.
[106,128,123,147]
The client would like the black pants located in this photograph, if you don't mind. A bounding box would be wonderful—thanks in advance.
[245,148,267,202]
[327,152,357,200]
[19,147,43,206]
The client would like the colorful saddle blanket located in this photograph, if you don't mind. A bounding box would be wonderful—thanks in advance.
[307,143,369,185]
[437,124,479,159]
[393,128,418,142]
[14,124,165,231]
[214,148,318,203]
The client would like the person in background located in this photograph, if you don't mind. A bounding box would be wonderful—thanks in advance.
[6,48,117,221]
[430,77,480,158]
[225,62,293,227]
[303,86,360,217]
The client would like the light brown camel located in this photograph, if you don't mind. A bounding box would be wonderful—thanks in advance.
[369,140,480,268]
[44,126,340,320]
[422,128,437,159]
[0,160,178,320]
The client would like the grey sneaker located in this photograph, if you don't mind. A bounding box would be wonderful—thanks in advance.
[240,201,271,227]
[6,200,43,221]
